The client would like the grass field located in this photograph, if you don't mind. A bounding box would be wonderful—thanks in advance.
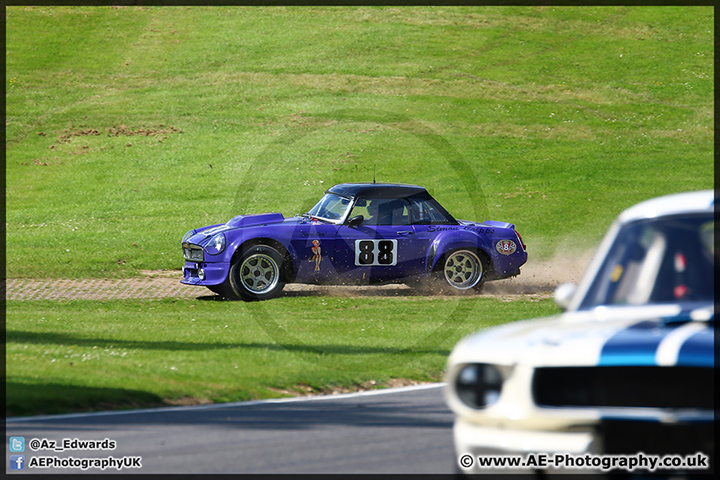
[6,296,559,416]
[5,6,714,415]
[6,6,713,278]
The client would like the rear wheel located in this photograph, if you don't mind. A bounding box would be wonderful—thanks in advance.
[229,245,285,301]
[438,249,487,293]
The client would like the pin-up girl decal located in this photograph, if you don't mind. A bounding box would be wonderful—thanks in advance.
[310,240,322,271]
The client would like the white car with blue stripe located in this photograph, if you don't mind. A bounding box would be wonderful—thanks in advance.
[445,190,714,474]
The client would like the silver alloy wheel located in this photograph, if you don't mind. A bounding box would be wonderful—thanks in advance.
[444,250,482,290]
[239,252,280,294]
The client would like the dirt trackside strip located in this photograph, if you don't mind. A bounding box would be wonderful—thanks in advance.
[4,253,592,301]
[5,276,198,300]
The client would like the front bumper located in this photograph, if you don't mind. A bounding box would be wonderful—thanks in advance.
[453,418,601,474]
[454,417,600,474]
[454,417,714,475]
[181,261,230,286]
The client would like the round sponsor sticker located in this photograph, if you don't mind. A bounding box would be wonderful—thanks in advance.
[496,239,517,255]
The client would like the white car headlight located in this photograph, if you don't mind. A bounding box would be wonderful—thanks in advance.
[204,232,226,255]
[455,363,503,408]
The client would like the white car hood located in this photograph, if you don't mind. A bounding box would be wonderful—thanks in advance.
[448,304,714,368]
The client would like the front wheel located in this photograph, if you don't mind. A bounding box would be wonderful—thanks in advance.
[438,249,487,293]
[229,245,286,301]
[206,282,243,300]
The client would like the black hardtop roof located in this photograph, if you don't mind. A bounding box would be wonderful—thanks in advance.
[327,183,430,199]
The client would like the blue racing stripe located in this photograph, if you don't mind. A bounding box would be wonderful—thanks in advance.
[598,320,679,366]
[677,329,714,367]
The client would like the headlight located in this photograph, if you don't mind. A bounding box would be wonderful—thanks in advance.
[455,363,503,409]
[204,232,226,255]
[182,229,196,243]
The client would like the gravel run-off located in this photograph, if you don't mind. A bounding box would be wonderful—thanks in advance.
[5,252,593,301]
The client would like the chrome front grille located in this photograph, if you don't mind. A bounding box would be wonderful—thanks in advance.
[182,243,204,262]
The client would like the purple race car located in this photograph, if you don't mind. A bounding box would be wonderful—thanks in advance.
[180,183,527,300]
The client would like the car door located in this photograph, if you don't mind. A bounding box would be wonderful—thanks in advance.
[289,221,339,283]
[334,198,424,283]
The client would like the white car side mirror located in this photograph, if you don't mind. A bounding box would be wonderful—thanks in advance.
[554,283,577,311]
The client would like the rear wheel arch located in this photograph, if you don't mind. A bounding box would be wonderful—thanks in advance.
[430,240,494,275]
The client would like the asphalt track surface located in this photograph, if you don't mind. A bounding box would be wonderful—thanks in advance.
[6,384,457,475]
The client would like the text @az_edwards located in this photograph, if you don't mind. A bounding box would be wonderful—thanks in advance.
[28,437,116,452]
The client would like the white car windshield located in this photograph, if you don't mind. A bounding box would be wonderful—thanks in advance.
[305,193,352,224]
[580,214,715,309]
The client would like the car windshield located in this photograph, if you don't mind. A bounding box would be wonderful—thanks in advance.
[305,193,352,224]
[579,214,715,309]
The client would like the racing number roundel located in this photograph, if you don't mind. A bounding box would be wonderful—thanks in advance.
[496,239,517,256]
[355,239,398,266]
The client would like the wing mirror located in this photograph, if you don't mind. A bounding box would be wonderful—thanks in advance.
[347,215,364,229]
[554,283,577,311]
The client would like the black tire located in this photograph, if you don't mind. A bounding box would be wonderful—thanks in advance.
[206,283,236,299]
[436,249,487,294]
[228,245,286,301]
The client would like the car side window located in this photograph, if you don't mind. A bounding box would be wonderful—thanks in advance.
[409,198,453,224]
[351,198,411,226]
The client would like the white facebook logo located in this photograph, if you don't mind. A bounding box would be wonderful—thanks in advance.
[10,455,25,470]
